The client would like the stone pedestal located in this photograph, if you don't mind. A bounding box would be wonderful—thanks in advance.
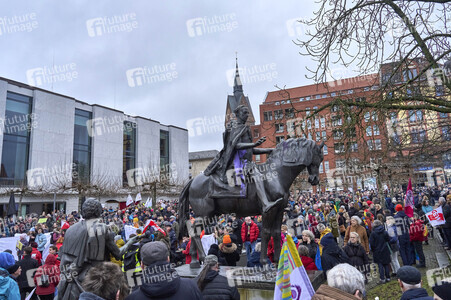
[175,264,325,299]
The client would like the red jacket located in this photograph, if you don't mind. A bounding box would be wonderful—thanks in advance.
[410,220,425,242]
[301,255,318,271]
[31,248,42,265]
[34,254,60,296]
[182,239,198,264]
[241,221,259,243]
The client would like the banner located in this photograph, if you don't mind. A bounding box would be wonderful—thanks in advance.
[126,194,133,207]
[38,218,47,224]
[135,192,142,203]
[145,197,152,208]
[426,206,446,227]
[143,220,165,235]
[124,225,138,241]
[404,178,414,218]
[274,235,315,300]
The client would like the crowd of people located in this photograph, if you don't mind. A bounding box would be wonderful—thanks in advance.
[0,184,449,299]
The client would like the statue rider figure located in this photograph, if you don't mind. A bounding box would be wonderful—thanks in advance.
[57,199,139,300]
[204,105,283,213]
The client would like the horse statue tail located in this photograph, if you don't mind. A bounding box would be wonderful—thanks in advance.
[178,178,193,240]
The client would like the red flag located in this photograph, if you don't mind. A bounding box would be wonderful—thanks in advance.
[404,178,414,218]
[143,220,166,236]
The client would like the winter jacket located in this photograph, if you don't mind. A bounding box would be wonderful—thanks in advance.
[200,270,240,300]
[33,254,60,296]
[344,224,369,253]
[125,261,202,300]
[298,241,317,259]
[400,288,434,300]
[410,220,426,242]
[443,203,451,229]
[219,243,240,266]
[17,255,39,289]
[79,292,106,300]
[343,242,369,269]
[312,283,358,300]
[395,210,411,239]
[386,224,400,252]
[300,255,317,271]
[30,248,42,265]
[318,227,332,255]
[241,221,259,243]
[320,233,349,272]
[369,225,391,265]
[36,233,47,252]
[207,244,227,266]
[248,251,262,268]
[0,267,20,300]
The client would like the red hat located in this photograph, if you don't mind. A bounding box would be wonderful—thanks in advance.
[366,201,373,206]
[62,222,70,230]
[395,204,403,212]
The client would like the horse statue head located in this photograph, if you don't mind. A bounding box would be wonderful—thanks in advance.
[268,138,324,185]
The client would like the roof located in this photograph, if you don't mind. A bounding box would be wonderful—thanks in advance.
[189,150,219,161]
[264,74,379,103]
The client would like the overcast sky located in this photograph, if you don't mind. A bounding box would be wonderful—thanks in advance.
[0,1,321,152]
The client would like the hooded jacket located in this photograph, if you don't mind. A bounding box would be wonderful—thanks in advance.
[394,210,411,239]
[17,254,39,289]
[125,261,202,300]
[200,270,240,300]
[34,254,60,295]
[369,225,391,265]
[0,267,20,300]
[219,243,240,266]
[36,232,47,252]
[320,233,349,272]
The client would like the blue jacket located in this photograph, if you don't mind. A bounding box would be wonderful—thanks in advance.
[394,211,411,240]
[36,233,47,251]
[0,268,20,300]
[400,287,433,300]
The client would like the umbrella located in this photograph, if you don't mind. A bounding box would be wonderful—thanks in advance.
[7,193,17,217]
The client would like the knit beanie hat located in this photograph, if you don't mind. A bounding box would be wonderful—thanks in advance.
[395,204,403,212]
[0,252,15,270]
[7,262,20,274]
[223,235,232,244]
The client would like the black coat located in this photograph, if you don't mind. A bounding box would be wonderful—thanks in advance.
[299,241,317,259]
[17,255,39,289]
[443,203,451,229]
[369,225,391,265]
[219,243,240,267]
[343,242,368,269]
[125,262,202,300]
[320,233,349,273]
[201,270,240,300]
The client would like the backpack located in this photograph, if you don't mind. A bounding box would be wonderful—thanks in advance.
[122,247,139,272]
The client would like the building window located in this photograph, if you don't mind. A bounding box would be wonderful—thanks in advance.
[364,112,370,122]
[371,112,378,121]
[274,110,283,120]
[73,109,92,184]
[306,108,311,116]
[189,163,192,170]
[285,108,294,119]
[123,121,136,185]
[322,94,327,98]
[364,87,370,91]
[253,129,259,138]
[333,130,343,140]
[410,128,426,144]
[314,118,320,129]
[307,119,312,129]
[263,111,273,121]
[439,111,448,118]
[160,130,169,174]
[334,143,345,153]
[332,117,342,127]
[331,105,340,112]
[319,162,323,173]
[367,139,382,151]
[392,133,401,145]
[275,123,284,133]
[316,132,321,141]
[275,101,280,105]
[300,97,304,101]
[390,112,398,124]
[305,96,311,100]
[308,132,312,140]
[336,160,345,169]
[323,145,328,155]
[322,131,327,141]
[373,125,380,136]
[348,90,354,94]
[324,161,329,172]
[281,101,285,104]
[409,110,423,123]
[0,92,32,186]
[316,95,321,99]
[320,116,325,128]
[348,142,358,152]
[276,136,284,144]
[255,154,261,162]
[356,97,366,102]
[331,92,336,97]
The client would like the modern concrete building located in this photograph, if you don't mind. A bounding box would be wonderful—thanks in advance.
[0,77,189,215]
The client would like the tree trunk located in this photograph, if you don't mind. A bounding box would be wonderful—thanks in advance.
[18,193,23,217]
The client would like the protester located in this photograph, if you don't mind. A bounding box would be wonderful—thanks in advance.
[299,230,317,259]
[0,252,20,300]
[298,245,318,271]
[385,216,401,276]
[312,263,366,299]
[17,246,39,300]
[30,242,42,266]
[397,266,434,300]
[196,254,240,300]
[409,213,426,268]
[241,217,259,263]
[343,232,369,280]
[369,220,391,284]
[248,242,263,268]
[35,228,47,255]
[80,262,130,300]
[207,244,227,266]
[33,254,60,300]
[344,216,369,254]
[320,232,349,273]
[432,281,451,300]
[394,204,415,265]
[219,235,240,266]
[126,241,202,300]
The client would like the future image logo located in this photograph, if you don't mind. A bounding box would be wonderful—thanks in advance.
[186,13,238,37]
[225,63,277,87]
[0,13,38,36]
[126,63,178,87]
[286,17,307,37]
[86,13,138,37]
[26,63,78,87]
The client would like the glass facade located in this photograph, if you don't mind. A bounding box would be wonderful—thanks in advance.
[73,109,92,183]
[160,130,169,175]
[0,92,32,186]
[123,121,136,184]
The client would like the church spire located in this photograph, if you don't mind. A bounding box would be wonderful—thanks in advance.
[233,53,243,94]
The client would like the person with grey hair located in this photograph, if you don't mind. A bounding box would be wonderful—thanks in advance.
[385,216,401,275]
[196,255,240,300]
[312,263,365,299]
[299,230,317,259]
[344,216,369,254]
[369,219,391,283]
[298,245,317,270]
[397,266,434,299]
[343,232,368,281]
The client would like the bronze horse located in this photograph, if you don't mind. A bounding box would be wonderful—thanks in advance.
[178,138,324,266]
